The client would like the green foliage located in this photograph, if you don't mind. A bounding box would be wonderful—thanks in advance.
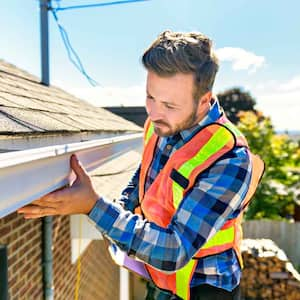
[237,111,300,220]
[217,87,257,124]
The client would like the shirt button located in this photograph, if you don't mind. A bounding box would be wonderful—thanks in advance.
[166,144,172,150]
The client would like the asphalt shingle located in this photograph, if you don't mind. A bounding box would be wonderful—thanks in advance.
[0,59,142,135]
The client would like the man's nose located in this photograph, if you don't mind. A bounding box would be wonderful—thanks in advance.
[147,102,163,121]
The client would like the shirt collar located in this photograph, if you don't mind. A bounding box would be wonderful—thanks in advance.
[179,97,223,142]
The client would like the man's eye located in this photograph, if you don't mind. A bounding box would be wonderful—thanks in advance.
[165,104,175,109]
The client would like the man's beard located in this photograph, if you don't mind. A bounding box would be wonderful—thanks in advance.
[153,107,198,137]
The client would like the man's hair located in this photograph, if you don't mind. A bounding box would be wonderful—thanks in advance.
[142,30,219,100]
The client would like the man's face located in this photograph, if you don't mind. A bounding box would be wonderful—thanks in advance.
[145,71,206,137]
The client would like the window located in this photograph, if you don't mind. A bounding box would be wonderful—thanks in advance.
[0,245,8,300]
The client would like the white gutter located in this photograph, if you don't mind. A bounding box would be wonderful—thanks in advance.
[0,133,142,218]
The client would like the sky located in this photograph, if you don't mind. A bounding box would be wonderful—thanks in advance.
[0,0,299,132]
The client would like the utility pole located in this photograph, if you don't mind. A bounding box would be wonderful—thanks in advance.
[40,1,53,300]
[40,0,50,86]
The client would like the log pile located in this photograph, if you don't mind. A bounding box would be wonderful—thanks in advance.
[240,239,300,299]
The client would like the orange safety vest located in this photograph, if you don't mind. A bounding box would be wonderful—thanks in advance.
[136,116,265,300]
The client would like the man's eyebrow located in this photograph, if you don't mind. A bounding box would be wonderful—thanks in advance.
[146,90,178,107]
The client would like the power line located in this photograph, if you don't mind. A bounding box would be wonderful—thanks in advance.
[50,8,100,86]
[54,0,149,11]
[48,0,149,87]
[51,0,61,10]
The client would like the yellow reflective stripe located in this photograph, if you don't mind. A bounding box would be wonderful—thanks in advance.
[176,259,197,300]
[171,126,236,299]
[223,121,242,137]
[172,127,233,208]
[145,122,154,145]
[173,181,184,209]
[201,226,234,249]
[178,126,232,179]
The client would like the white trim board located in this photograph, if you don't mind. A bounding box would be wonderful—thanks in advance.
[0,133,142,218]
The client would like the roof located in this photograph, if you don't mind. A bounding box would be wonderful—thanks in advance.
[91,148,141,200]
[0,60,141,135]
[105,106,147,127]
[0,60,142,218]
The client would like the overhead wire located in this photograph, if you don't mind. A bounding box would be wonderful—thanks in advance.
[50,7,100,86]
[49,0,149,87]
[54,0,150,11]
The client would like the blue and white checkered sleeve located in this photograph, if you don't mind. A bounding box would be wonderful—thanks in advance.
[88,147,252,272]
[115,164,140,212]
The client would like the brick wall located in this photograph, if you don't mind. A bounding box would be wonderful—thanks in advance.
[0,212,119,300]
[0,212,43,299]
[53,216,120,300]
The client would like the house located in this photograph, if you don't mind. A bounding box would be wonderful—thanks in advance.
[105,106,147,128]
[0,59,143,299]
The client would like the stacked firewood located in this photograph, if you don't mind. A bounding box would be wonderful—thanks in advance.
[240,239,300,300]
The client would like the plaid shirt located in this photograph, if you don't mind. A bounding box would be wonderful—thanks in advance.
[89,99,252,293]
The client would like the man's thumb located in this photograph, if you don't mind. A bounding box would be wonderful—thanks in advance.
[70,154,89,181]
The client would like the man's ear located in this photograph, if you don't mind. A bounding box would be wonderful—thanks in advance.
[197,91,212,113]
[200,91,212,106]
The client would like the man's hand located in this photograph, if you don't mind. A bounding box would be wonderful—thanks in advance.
[18,154,99,219]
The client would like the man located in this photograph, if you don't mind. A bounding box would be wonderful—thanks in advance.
[18,30,264,300]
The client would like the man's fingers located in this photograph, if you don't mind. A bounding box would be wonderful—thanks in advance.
[17,155,93,219]
[18,205,40,214]
[23,214,44,219]
[70,154,89,182]
[18,205,58,217]
[32,198,62,208]
[23,210,57,219]
[33,187,70,204]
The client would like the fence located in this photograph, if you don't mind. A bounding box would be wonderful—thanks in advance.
[242,220,300,267]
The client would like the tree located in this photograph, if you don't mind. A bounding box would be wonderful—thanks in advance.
[237,111,300,220]
[217,88,257,124]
